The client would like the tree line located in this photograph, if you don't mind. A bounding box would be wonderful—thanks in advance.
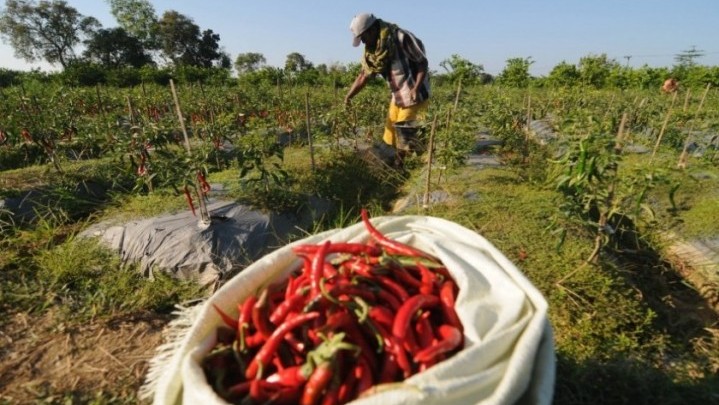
[1,0,717,90]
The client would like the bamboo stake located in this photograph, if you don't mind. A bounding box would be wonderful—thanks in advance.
[170,79,210,225]
[126,95,135,125]
[677,83,712,169]
[445,78,462,131]
[170,79,192,153]
[442,79,462,153]
[649,91,678,164]
[524,92,532,162]
[422,115,439,209]
[683,88,691,112]
[305,88,315,172]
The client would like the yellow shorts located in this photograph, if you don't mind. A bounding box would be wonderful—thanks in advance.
[383,99,429,147]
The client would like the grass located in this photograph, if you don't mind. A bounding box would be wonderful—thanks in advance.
[396,150,718,404]
[620,151,719,239]
[1,89,717,403]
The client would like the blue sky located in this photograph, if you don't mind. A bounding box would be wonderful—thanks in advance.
[1,0,718,76]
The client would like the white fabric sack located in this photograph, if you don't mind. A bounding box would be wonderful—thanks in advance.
[143,215,555,405]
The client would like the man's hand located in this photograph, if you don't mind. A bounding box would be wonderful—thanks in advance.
[344,95,352,107]
[409,87,418,102]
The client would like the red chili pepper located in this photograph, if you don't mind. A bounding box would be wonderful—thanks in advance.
[197,171,211,194]
[340,258,375,278]
[183,185,196,217]
[320,378,341,405]
[415,310,435,349]
[226,381,252,399]
[21,128,32,142]
[392,294,440,340]
[246,311,320,380]
[416,261,437,295]
[244,332,266,348]
[311,241,331,296]
[337,363,357,404]
[266,365,310,387]
[270,287,309,325]
[211,304,238,331]
[375,322,412,378]
[252,289,274,339]
[321,310,354,332]
[414,324,463,363]
[323,262,338,278]
[368,306,394,328]
[301,361,334,405]
[360,209,438,262]
[439,280,464,332]
[374,288,402,311]
[343,321,379,373]
[293,242,382,257]
[283,333,306,354]
[384,259,423,289]
[249,379,268,402]
[237,295,258,350]
[325,283,376,304]
[379,352,399,383]
[353,356,374,397]
[376,275,410,302]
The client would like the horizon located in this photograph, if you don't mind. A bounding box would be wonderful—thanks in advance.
[1,0,718,76]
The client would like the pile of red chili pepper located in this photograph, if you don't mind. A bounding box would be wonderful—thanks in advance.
[203,209,464,405]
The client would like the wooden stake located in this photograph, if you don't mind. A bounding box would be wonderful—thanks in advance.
[422,115,439,209]
[677,83,712,169]
[170,79,192,153]
[170,79,210,225]
[650,91,678,163]
[305,88,315,172]
[126,95,135,126]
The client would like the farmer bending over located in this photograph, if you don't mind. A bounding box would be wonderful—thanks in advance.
[344,13,430,150]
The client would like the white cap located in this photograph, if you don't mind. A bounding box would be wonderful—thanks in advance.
[350,13,377,47]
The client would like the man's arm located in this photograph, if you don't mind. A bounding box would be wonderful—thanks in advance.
[345,69,369,105]
[411,65,427,102]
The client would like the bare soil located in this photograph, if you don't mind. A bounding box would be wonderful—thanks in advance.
[0,310,171,404]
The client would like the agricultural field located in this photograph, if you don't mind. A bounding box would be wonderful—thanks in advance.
[1,78,718,404]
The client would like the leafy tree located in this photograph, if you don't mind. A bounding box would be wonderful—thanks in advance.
[106,0,157,48]
[83,27,153,68]
[609,66,634,89]
[578,54,618,88]
[235,52,266,74]
[546,62,580,87]
[217,52,232,70]
[0,0,100,68]
[631,65,670,90]
[284,52,313,73]
[439,54,485,85]
[156,10,223,68]
[497,57,533,88]
[196,29,223,68]
[238,66,284,87]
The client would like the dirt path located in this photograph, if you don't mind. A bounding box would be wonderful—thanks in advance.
[0,310,171,403]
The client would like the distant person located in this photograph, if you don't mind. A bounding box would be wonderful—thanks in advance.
[344,13,430,150]
[662,78,678,94]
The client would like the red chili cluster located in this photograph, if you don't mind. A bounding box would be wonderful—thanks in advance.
[204,209,464,405]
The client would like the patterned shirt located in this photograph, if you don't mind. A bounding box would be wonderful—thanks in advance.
[365,27,431,108]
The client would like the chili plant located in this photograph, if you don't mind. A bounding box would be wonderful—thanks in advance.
[236,132,297,212]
